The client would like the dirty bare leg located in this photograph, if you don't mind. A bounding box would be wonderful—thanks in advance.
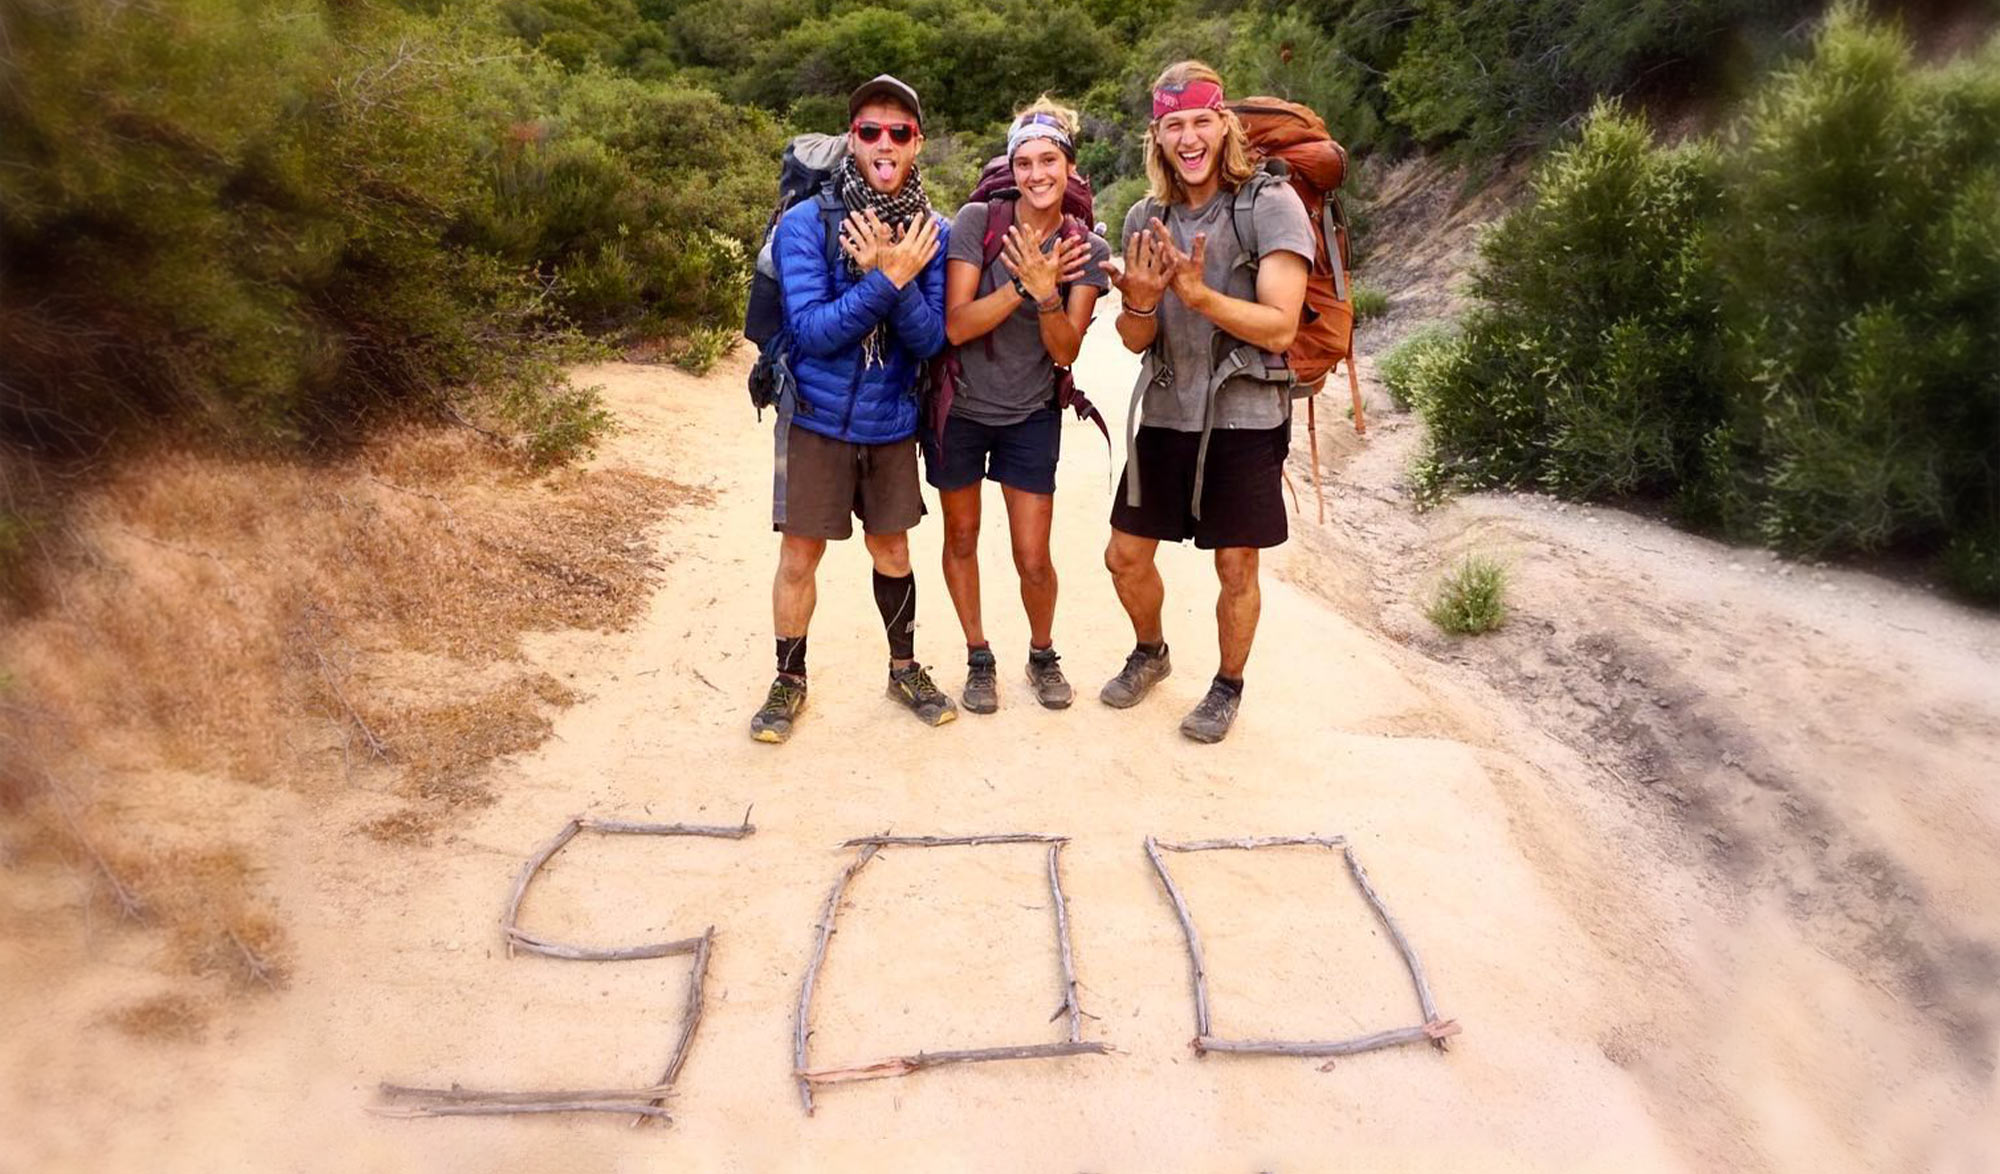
[1105,528,1164,646]
[1214,546,1260,679]
[938,484,984,648]
[773,534,826,645]
[1002,485,1056,648]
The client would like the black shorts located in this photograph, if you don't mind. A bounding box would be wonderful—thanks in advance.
[920,408,1061,495]
[1110,423,1290,549]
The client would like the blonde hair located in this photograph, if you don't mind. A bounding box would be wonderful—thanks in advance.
[1142,61,1254,206]
[1013,94,1080,138]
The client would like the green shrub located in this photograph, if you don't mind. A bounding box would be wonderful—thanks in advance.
[673,326,742,375]
[1350,286,1390,321]
[1941,533,2000,606]
[1376,323,1456,410]
[1425,554,1508,634]
[1408,6,2000,599]
[1413,102,1724,498]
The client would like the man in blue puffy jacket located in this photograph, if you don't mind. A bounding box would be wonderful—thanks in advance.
[751,75,955,744]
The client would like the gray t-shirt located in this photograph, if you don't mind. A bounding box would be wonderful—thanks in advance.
[947,201,1112,426]
[1122,179,1314,432]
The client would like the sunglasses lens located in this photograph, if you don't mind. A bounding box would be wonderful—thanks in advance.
[853,122,914,145]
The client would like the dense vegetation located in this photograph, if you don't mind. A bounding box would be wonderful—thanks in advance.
[1393,6,2000,601]
[2,0,1824,463]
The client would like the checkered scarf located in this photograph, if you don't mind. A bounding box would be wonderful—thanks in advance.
[836,156,932,368]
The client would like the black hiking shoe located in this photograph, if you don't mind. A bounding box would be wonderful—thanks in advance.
[963,647,999,714]
[1179,680,1241,744]
[749,674,807,744]
[887,663,958,727]
[1099,643,1171,709]
[1025,647,1073,710]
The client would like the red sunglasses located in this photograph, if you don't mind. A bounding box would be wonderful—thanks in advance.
[851,120,917,145]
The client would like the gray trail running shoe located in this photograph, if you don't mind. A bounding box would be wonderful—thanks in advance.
[1025,647,1073,710]
[962,647,999,714]
[749,674,807,744]
[1179,680,1241,744]
[887,663,958,727]
[1099,643,1171,709]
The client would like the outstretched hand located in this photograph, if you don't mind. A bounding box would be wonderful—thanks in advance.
[1000,226,1092,303]
[1148,220,1209,306]
[1099,222,1173,312]
[838,210,893,273]
[878,215,940,289]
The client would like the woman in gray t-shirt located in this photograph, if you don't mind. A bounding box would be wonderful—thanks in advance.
[926,99,1111,716]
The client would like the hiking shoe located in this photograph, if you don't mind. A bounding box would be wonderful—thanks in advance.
[887,663,958,727]
[963,647,999,714]
[749,674,807,744]
[1179,680,1241,744]
[1025,647,1073,710]
[1099,644,1171,709]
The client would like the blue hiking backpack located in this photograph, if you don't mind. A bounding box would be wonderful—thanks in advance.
[745,134,849,418]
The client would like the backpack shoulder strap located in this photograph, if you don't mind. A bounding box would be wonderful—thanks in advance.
[981,197,1016,270]
[813,187,846,272]
[1229,163,1287,270]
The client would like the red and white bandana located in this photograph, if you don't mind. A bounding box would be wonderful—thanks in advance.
[1151,79,1225,121]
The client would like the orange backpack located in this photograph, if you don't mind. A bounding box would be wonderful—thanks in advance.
[1228,97,1364,441]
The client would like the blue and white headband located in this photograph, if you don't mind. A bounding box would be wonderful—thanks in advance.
[1007,112,1075,161]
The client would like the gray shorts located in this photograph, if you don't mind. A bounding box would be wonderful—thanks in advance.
[774,423,924,540]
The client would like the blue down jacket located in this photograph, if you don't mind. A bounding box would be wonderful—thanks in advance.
[773,192,949,445]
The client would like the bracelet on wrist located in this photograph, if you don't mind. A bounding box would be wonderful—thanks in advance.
[1036,293,1063,314]
[1009,274,1033,302]
[1123,301,1157,318]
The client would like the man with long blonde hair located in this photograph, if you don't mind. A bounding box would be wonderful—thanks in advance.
[1097,61,1312,743]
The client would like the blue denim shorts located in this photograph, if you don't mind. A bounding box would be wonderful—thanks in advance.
[920,408,1061,495]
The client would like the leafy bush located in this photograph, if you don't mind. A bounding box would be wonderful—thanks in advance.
[1411,102,1724,498]
[1351,286,1390,321]
[1426,553,1508,634]
[1376,323,1456,410]
[1409,6,2000,592]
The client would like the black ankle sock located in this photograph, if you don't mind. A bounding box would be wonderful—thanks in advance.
[873,570,916,661]
[776,636,807,678]
[1138,640,1167,657]
[1213,674,1244,697]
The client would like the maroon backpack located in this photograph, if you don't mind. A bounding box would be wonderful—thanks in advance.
[923,157,1111,460]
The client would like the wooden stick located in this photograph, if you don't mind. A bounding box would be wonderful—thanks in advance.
[581,817,754,839]
[226,926,279,989]
[798,1041,1110,1086]
[633,925,713,1127]
[1143,836,1211,1039]
[501,818,582,958]
[503,929,705,963]
[1343,844,1445,1044]
[1306,394,1326,524]
[1159,835,1348,852]
[369,1101,672,1120]
[1198,1019,1460,1058]
[1347,352,1366,435]
[308,643,388,761]
[1046,843,1082,1043]
[838,833,1067,848]
[379,1082,674,1104]
[795,843,879,1115]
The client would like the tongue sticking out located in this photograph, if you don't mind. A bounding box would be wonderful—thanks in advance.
[872,158,897,181]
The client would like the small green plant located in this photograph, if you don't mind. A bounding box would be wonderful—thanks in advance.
[1425,553,1508,635]
[1940,534,2000,607]
[673,325,740,375]
[1350,285,1389,322]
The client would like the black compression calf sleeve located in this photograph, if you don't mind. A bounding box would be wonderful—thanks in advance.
[776,635,807,677]
[873,570,916,661]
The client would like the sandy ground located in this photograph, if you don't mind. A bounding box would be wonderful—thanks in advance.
[6,295,2000,1171]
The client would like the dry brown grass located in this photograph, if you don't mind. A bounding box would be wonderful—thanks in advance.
[107,993,209,1041]
[0,422,694,1010]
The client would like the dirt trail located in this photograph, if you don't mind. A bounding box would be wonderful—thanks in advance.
[5,306,1999,1172]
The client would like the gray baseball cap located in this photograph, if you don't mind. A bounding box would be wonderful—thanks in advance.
[847,75,924,128]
